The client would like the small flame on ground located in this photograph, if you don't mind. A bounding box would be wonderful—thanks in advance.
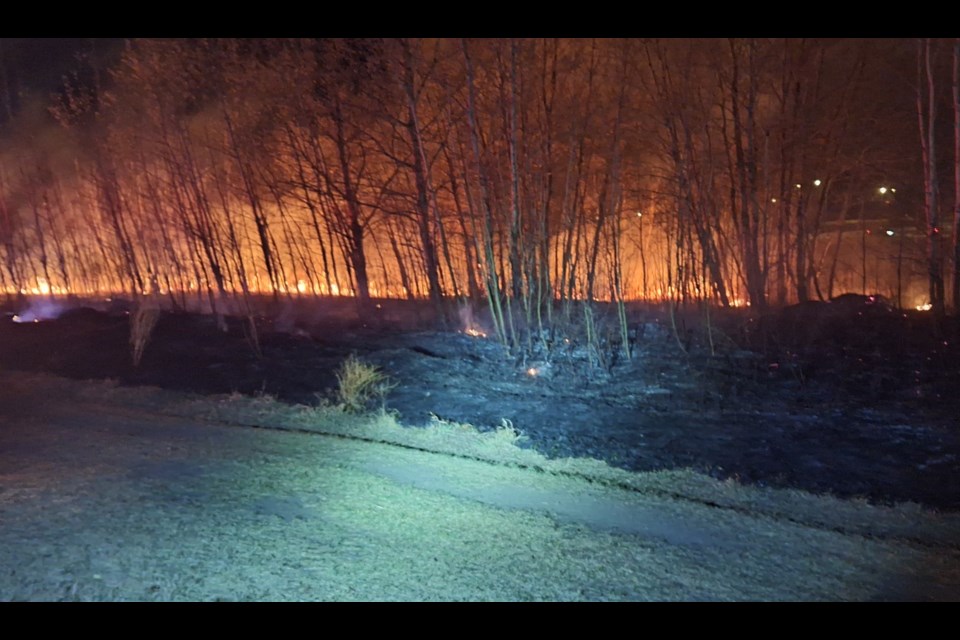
[464,328,486,338]
[916,302,933,311]
[526,367,539,377]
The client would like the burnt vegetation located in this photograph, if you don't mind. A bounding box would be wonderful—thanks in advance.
[1,39,959,507]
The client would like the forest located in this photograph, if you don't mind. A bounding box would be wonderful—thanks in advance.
[0,38,957,347]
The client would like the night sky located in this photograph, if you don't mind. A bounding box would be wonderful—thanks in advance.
[0,38,122,99]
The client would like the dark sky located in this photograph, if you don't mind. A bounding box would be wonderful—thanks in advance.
[0,38,122,93]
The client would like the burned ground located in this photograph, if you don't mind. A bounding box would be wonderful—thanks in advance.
[1,296,958,511]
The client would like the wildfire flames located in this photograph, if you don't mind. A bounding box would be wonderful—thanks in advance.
[464,328,486,338]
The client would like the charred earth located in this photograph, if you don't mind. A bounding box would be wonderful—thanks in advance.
[1,294,958,511]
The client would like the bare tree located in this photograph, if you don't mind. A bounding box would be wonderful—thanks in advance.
[917,38,946,320]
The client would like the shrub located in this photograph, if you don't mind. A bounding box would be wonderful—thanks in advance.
[335,354,395,413]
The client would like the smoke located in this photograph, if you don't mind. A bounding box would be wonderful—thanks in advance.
[458,305,489,336]
[12,298,65,323]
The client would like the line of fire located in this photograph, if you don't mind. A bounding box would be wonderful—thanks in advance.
[1,39,957,334]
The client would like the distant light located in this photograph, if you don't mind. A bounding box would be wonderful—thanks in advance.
[636,211,643,217]
[771,198,777,203]
[526,367,539,377]
[813,179,822,186]
[885,229,895,237]
[795,184,802,189]
[879,186,888,195]
[917,302,933,311]
[891,188,897,193]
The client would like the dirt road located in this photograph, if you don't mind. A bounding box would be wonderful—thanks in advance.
[1,373,958,601]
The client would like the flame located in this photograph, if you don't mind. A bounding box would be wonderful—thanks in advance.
[464,328,486,338]
[526,367,538,377]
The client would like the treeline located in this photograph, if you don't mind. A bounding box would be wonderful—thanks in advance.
[0,38,955,340]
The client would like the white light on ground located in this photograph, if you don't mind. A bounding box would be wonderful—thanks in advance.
[886,229,895,237]
[526,367,539,377]
[813,179,822,186]
[879,187,888,195]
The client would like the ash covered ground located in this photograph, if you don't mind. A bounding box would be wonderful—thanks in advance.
[1,294,958,510]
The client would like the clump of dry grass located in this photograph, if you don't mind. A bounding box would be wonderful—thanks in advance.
[335,354,395,413]
[130,306,161,367]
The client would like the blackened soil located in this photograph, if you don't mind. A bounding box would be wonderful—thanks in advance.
[1,297,958,511]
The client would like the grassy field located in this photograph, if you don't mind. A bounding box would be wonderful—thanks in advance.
[1,372,959,601]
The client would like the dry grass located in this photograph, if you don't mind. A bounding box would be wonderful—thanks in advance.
[6,371,960,601]
[335,354,395,413]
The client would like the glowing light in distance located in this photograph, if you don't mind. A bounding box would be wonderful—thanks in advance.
[885,229,895,237]
[879,186,888,194]
[526,367,539,377]
[917,303,933,311]
[813,179,822,186]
